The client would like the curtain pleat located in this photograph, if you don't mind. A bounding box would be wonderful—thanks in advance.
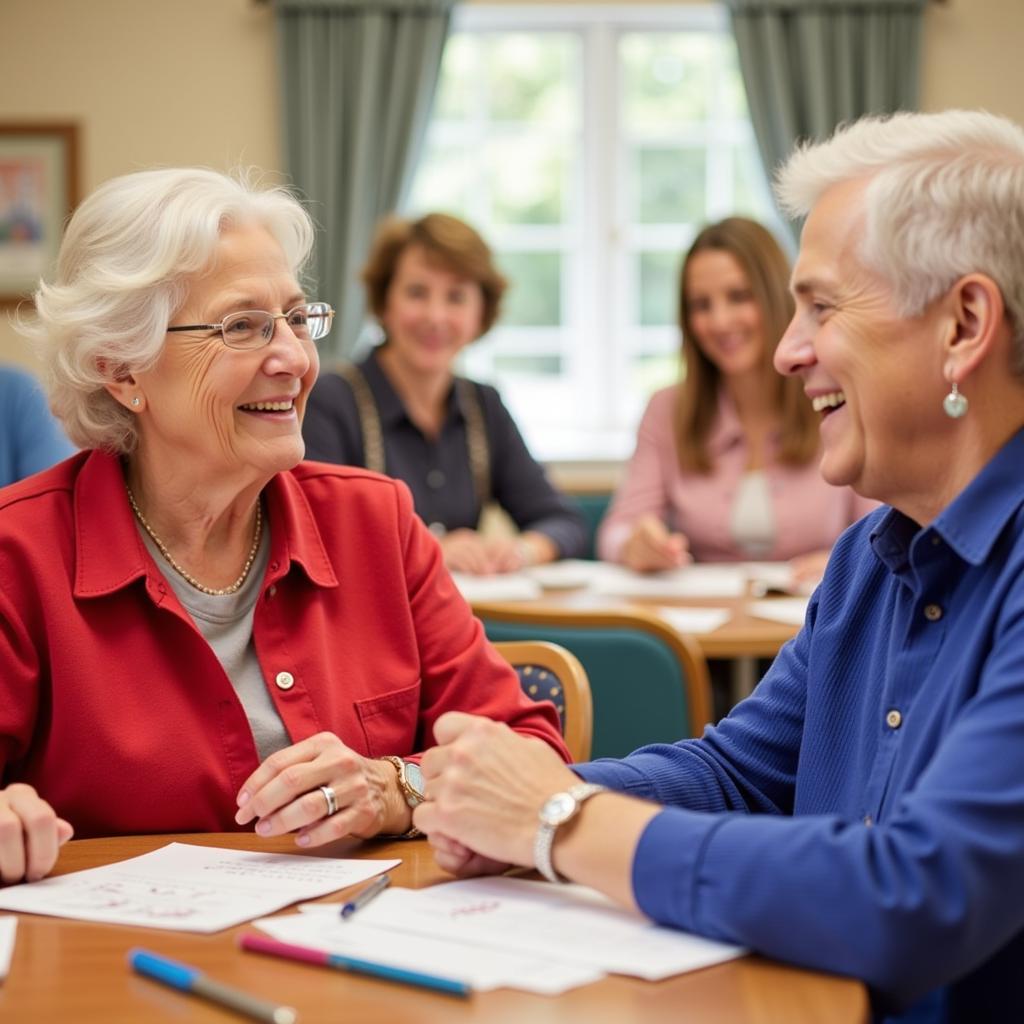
[275,0,453,356]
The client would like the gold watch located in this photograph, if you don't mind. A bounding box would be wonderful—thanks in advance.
[379,756,425,838]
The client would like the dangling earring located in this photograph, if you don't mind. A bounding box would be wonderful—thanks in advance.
[943,381,968,419]
[130,396,141,408]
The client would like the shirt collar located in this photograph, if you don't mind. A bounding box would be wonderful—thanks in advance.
[363,346,463,431]
[870,426,1024,572]
[931,426,1024,565]
[73,450,337,600]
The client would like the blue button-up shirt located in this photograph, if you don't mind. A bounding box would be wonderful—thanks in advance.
[577,428,1024,1023]
[0,366,74,488]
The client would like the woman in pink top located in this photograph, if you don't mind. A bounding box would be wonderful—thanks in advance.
[598,217,873,580]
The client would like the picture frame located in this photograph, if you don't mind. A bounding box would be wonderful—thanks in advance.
[0,122,79,309]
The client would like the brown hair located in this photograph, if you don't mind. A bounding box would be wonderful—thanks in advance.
[674,217,818,472]
[361,212,508,337]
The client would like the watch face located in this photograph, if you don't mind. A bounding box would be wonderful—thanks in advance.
[403,761,425,801]
[540,791,577,827]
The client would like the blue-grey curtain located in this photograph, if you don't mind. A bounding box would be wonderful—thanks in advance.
[275,0,454,356]
[724,0,927,229]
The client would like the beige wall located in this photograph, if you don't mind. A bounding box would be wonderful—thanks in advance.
[2,0,1022,367]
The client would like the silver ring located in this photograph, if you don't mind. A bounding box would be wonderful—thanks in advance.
[319,784,338,817]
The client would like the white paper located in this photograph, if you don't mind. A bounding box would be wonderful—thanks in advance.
[591,564,748,599]
[350,876,745,981]
[0,916,15,981]
[0,843,400,934]
[653,606,732,635]
[254,911,602,994]
[451,572,543,603]
[747,597,810,626]
[526,559,604,590]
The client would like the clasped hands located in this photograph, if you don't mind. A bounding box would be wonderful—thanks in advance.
[234,731,410,846]
[0,733,411,886]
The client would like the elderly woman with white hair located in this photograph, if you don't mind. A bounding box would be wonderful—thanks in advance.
[413,109,1024,1023]
[0,167,568,884]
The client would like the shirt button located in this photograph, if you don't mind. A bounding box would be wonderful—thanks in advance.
[267,585,277,598]
[426,469,446,489]
[428,521,447,537]
[863,815,873,827]
[931,536,941,547]
[275,671,295,691]
[923,604,943,621]
[886,709,902,729]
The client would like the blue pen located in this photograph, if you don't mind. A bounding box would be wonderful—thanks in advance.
[340,873,391,919]
[129,948,298,1024]
[239,933,472,998]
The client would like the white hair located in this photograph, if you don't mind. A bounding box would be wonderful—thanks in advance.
[17,167,315,452]
[776,110,1024,374]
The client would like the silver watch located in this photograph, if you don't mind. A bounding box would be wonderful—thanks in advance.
[533,783,607,884]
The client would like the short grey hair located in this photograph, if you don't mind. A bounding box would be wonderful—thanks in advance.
[775,110,1024,375]
[18,167,316,452]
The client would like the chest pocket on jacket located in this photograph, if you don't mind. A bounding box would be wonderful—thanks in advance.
[353,680,421,757]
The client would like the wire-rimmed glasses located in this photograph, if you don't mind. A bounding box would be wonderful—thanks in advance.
[167,302,334,350]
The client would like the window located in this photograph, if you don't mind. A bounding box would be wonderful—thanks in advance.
[407,4,782,462]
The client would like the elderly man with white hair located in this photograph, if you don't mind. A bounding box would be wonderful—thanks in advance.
[415,110,1024,1023]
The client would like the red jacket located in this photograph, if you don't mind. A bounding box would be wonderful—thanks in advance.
[0,451,567,837]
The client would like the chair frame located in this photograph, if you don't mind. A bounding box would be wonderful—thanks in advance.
[479,604,713,738]
[493,639,593,762]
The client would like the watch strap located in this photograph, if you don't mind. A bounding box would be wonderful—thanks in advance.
[534,782,607,884]
[378,755,424,838]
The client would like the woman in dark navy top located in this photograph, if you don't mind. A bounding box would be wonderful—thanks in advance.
[303,213,585,575]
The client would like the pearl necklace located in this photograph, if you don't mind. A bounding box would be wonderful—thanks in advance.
[125,485,263,597]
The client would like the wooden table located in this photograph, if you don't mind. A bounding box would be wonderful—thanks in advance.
[0,833,868,1024]
[475,587,800,661]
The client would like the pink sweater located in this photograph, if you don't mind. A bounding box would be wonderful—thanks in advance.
[598,386,877,564]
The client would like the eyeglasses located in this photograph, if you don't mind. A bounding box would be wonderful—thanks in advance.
[167,302,335,350]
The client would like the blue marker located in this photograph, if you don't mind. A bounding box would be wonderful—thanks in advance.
[129,948,298,1024]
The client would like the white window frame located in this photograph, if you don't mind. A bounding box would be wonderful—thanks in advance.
[411,3,777,463]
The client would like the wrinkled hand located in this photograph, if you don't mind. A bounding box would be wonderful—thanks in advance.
[0,783,74,884]
[440,529,502,575]
[427,832,513,879]
[415,712,580,871]
[441,530,534,576]
[788,548,830,590]
[621,516,690,572]
[235,732,407,848]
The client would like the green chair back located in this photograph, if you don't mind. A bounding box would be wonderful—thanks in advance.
[570,492,613,560]
[479,607,711,760]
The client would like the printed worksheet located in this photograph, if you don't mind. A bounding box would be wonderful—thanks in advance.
[349,876,746,981]
[0,843,399,933]
[254,910,603,994]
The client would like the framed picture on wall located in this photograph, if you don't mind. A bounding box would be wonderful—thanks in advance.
[0,123,79,309]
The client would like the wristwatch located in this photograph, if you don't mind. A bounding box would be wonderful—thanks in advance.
[534,783,607,884]
[378,756,426,839]
[379,755,426,808]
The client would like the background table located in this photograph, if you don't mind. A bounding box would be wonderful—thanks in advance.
[0,833,868,1024]
[474,586,799,661]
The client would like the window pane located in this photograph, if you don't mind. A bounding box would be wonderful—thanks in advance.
[621,33,716,126]
[486,33,575,125]
[498,251,562,326]
[638,250,681,326]
[635,146,705,224]
[433,35,479,120]
[410,141,475,218]
[494,353,563,375]
[488,135,567,225]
